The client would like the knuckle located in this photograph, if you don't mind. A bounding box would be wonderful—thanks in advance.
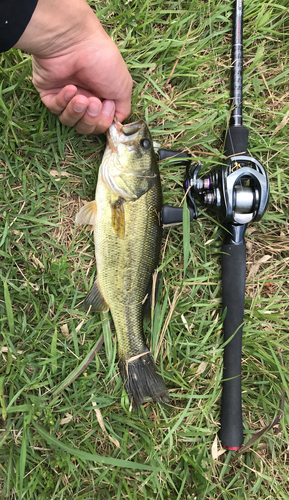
[75,122,95,135]
[58,112,75,127]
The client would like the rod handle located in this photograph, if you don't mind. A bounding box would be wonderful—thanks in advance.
[219,242,246,450]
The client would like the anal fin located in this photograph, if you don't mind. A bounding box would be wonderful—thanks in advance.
[83,279,109,313]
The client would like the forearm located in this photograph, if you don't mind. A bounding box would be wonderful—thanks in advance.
[14,0,104,57]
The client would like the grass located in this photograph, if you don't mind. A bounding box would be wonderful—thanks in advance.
[0,0,289,498]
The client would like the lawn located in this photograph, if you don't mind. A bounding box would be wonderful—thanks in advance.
[0,0,288,498]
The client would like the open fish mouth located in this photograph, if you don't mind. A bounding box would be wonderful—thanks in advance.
[122,122,143,136]
[107,118,147,149]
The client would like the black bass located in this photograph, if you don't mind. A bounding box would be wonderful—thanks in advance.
[76,119,169,407]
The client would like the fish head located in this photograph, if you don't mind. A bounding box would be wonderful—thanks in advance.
[100,118,159,200]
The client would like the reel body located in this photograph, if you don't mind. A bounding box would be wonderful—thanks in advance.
[186,155,269,227]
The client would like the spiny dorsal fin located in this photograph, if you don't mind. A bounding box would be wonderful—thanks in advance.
[83,279,109,313]
[76,201,98,225]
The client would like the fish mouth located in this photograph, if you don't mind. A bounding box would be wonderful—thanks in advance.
[122,122,143,136]
[107,118,147,149]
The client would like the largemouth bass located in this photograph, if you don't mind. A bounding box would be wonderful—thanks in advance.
[76,119,169,407]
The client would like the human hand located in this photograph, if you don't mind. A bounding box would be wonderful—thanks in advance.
[14,0,132,134]
[32,31,133,135]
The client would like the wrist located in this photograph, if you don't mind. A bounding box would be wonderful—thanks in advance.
[14,0,104,58]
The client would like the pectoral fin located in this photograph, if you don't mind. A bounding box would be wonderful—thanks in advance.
[83,279,109,313]
[76,201,98,225]
[111,197,125,238]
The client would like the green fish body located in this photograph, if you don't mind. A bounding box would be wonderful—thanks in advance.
[77,119,169,407]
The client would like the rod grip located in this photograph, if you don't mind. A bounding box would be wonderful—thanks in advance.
[219,243,246,449]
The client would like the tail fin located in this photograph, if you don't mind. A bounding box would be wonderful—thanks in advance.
[119,348,169,408]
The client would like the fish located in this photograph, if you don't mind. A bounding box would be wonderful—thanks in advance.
[76,118,169,407]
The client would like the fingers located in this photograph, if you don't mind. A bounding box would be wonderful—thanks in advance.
[114,99,131,125]
[74,99,115,135]
[41,86,116,134]
[41,85,78,115]
[114,76,133,124]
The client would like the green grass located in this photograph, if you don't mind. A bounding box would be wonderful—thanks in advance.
[0,0,289,498]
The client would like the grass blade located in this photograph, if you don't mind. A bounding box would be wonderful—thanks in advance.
[182,198,190,276]
[0,377,7,421]
[4,281,14,335]
[52,335,104,396]
[33,422,159,472]
[51,327,58,375]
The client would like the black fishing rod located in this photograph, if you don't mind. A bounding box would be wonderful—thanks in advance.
[161,0,269,450]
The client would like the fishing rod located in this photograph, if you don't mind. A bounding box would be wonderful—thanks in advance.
[161,0,269,450]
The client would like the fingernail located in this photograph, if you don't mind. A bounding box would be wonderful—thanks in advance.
[102,100,115,117]
[73,102,87,113]
[87,101,101,117]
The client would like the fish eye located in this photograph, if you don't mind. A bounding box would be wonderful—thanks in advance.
[140,139,151,150]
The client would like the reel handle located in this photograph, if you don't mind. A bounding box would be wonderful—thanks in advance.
[219,239,246,449]
[158,149,198,225]
[158,148,191,167]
